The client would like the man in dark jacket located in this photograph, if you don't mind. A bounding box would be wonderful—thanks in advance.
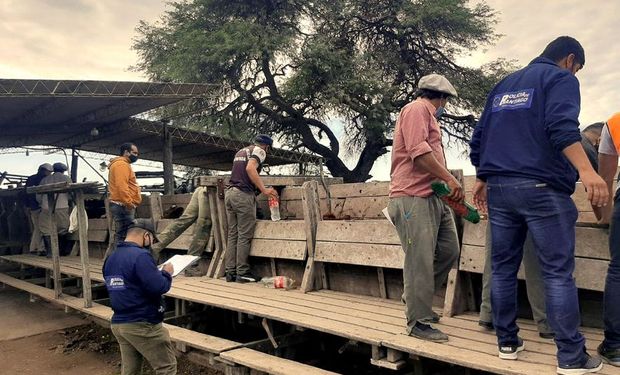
[24,163,52,254]
[470,36,607,374]
[103,219,176,375]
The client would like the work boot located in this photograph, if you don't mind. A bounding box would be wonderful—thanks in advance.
[236,272,260,283]
[478,320,494,330]
[225,272,237,282]
[409,322,448,343]
[557,353,603,375]
[184,264,207,277]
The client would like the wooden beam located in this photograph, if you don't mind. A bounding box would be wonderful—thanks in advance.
[163,122,174,195]
[214,182,228,278]
[206,188,222,278]
[46,193,62,299]
[300,181,321,292]
[75,190,92,308]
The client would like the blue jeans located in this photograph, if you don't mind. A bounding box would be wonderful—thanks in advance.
[603,191,620,349]
[487,176,586,366]
[108,203,135,254]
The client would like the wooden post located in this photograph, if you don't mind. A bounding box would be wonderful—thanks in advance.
[206,189,222,278]
[76,190,92,308]
[103,198,113,248]
[70,148,79,183]
[162,121,174,195]
[300,181,323,292]
[214,181,228,278]
[377,267,388,299]
[46,193,62,299]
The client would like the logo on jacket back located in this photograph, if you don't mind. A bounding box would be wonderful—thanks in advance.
[492,89,534,112]
[105,275,126,290]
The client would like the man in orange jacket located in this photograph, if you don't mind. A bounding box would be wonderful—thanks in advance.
[105,143,142,257]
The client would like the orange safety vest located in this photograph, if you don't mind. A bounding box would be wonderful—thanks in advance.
[608,112,620,153]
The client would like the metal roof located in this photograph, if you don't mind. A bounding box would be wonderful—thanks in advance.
[0,79,321,169]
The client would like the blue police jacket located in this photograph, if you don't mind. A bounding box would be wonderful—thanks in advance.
[103,241,172,324]
[470,57,582,194]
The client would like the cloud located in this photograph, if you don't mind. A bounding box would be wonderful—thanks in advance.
[0,0,168,80]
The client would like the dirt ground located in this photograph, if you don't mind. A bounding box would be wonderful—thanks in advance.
[0,288,220,375]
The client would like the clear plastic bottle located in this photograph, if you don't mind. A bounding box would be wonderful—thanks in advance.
[268,196,281,221]
[260,276,295,290]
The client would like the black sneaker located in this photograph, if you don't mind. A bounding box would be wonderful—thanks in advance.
[539,331,555,339]
[479,320,494,331]
[225,272,237,282]
[598,343,620,367]
[419,313,441,324]
[557,354,603,375]
[498,337,524,360]
[409,322,448,343]
[236,272,260,283]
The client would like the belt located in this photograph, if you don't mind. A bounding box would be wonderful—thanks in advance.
[110,200,129,207]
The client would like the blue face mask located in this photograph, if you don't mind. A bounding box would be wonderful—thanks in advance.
[435,106,446,119]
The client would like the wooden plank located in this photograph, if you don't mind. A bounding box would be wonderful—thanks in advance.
[76,190,93,308]
[333,196,390,219]
[314,242,403,269]
[300,181,322,293]
[253,220,306,241]
[88,219,109,230]
[157,219,196,234]
[250,239,307,261]
[328,182,389,198]
[459,245,608,291]
[377,267,387,299]
[198,176,343,188]
[160,194,192,206]
[462,220,610,260]
[220,348,339,375]
[315,220,399,245]
[0,273,242,355]
[27,181,99,194]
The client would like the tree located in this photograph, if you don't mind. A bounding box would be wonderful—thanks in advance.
[134,0,511,182]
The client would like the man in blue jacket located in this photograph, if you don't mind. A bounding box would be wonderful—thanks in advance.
[103,219,176,375]
[470,36,607,374]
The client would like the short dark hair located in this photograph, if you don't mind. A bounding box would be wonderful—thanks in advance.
[540,36,585,66]
[583,122,604,134]
[119,143,136,156]
[414,89,450,100]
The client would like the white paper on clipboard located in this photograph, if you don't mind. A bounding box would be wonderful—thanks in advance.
[158,255,200,277]
[382,207,395,227]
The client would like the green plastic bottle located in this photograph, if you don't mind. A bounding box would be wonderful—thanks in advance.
[431,182,481,224]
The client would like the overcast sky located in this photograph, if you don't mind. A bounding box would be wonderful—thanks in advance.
[1,0,619,182]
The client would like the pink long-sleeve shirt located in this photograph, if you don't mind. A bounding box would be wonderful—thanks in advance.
[389,98,446,198]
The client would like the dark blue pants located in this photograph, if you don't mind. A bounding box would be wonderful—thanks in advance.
[603,191,620,349]
[487,176,585,366]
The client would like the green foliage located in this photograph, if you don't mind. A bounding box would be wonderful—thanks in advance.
[133,0,512,182]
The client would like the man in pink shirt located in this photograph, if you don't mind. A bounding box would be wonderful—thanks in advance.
[387,74,462,342]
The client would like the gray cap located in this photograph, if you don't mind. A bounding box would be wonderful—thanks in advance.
[130,219,159,241]
[39,163,53,172]
[418,74,458,97]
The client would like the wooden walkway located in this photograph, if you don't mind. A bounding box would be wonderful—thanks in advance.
[2,254,620,375]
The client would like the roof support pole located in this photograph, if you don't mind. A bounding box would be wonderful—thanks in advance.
[163,121,174,195]
[70,148,79,183]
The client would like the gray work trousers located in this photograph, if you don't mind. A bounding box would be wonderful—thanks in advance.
[152,187,212,259]
[388,196,459,333]
[111,322,177,375]
[28,208,44,252]
[225,188,256,275]
[479,224,552,335]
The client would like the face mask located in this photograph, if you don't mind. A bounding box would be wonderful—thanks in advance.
[143,233,152,250]
[129,154,138,163]
[435,106,446,119]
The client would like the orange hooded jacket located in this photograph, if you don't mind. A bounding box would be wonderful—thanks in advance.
[108,156,142,208]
